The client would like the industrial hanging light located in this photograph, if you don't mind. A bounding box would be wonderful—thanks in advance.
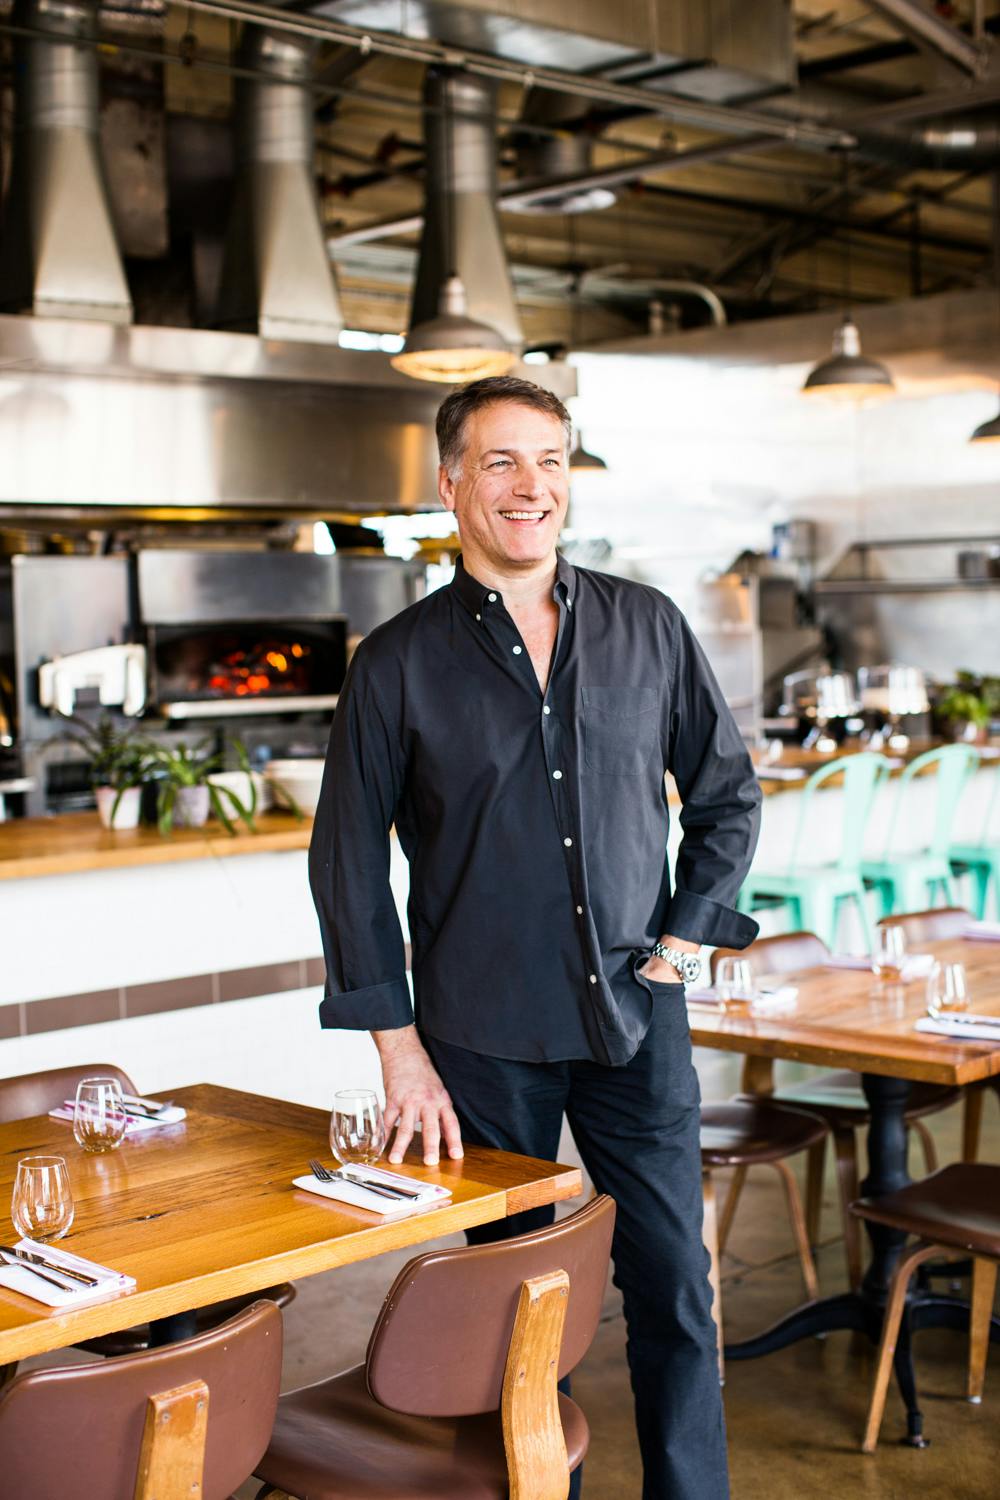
[801,314,895,401]
[391,70,514,384]
[970,175,1000,443]
[801,153,894,403]
[568,432,608,471]
[391,273,515,383]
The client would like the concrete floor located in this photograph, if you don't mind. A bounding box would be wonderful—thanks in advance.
[22,1046,1000,1499]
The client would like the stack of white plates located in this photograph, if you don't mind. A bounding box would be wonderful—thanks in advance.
[264,759,326,816]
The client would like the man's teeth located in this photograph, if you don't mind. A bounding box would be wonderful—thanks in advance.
[500,511,546,521]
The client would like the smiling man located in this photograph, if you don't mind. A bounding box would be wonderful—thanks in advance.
[310,375,762,1500]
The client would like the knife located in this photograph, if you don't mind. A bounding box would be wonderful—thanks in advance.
[339,1168,426,1200]
[927,1005,1000,1028]
[0,1244,99,1286]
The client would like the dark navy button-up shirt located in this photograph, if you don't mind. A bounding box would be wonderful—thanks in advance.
[310,554,761,1066]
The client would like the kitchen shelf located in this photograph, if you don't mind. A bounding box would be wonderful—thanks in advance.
[815,579,1000,595]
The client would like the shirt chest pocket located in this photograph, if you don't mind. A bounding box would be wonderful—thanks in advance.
[581,686,661,776]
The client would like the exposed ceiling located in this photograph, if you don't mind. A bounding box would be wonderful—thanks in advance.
[2,0,1000,348]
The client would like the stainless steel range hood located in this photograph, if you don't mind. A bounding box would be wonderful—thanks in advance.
[0,0,132,323]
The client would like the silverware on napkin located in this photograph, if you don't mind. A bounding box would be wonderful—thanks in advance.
[0,1243,99,1286]
[0,1248,81,1292]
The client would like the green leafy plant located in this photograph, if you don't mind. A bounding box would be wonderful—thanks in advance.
[935,686,990,730]
[143,737,258,837]
[51,715,151,821]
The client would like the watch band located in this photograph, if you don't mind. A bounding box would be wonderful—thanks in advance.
[650,943,702,983]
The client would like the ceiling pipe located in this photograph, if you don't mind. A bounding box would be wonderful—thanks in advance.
[864,0,993,79]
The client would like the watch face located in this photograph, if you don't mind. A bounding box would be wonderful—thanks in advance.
[681,954,702,983]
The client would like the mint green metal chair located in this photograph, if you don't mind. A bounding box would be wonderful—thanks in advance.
[737,753,890,951]
[949,764,1000,919]
[861,744,980,919]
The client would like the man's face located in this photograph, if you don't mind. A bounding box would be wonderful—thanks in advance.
[438,402,570,573]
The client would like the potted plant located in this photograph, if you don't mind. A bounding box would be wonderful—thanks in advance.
[934,683,990,744]
[55,715,150,830]
[143,738,258,836]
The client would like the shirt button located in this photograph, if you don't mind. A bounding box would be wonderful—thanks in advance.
[543,706,551,716]
[564,837,573,847]
[475,613,481,621]
[512,645,522,655]
[589,973,597,984]
[488,592,497,602]
[552,770,562,780]
[576,905,583,915]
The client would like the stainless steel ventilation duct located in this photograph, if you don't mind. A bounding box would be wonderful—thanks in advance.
[215,27,343,343]
[409,68,522,352]
[510,93,615,216]
[0,0,132,323]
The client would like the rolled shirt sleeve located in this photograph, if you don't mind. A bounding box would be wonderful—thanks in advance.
[309,647,413,1031]
[664,608,762,951]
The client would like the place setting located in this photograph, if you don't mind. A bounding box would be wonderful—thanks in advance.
[47,1076,187,1144]
[293,1088,453,1220]
[686,956,799,1015]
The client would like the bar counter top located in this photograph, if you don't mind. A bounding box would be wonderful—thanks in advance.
[0,809,313,881]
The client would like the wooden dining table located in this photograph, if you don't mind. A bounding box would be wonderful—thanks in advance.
[688,936,1000,1416]
[0,1083,582,1366]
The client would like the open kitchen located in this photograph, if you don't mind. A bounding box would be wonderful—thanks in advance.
[2,4,1000,1499]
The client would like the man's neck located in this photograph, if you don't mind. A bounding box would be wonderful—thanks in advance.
[460,547,559,611]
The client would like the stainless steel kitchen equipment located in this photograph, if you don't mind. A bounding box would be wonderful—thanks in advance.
[780,670,861,752]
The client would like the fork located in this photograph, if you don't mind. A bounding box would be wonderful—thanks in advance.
[0,1244,98,1286]
[308,1160,406,1201]
[0,1248,76,1292]
[309,1158,334,1182]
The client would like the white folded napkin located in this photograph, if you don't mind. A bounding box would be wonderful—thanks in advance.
[754,766,807,781]
[964,920,1000,943]
[916,1015,1000,1042]
[686,984,798,1008]
[49,1097,186,1134]
[293,1164,452,1219]
[0,1239,136,1309]
[827,953,935,981]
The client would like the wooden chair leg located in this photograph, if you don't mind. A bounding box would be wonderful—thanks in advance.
[805,1135,827,1247]
[963,1084,986,1164]
[832,1128,863,1292]
[502,1270,571,1500]
[740,1053,775,1096]
[862,1241,940,1453]
[772,1158,819,1303]
[702,1170,724,1384]
[968,1257,998,1404]
[717,1165,748,1255]
[910,1118,938,1176]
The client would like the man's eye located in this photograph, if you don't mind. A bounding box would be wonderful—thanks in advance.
[542,459,561,468]
[490,460,512,470]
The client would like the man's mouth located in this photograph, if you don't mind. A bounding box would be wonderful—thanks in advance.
[498,510,549,523]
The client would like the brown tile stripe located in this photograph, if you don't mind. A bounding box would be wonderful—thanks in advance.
[8,958,328,1040]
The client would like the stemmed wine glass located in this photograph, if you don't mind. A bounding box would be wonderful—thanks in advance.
[329,1089,386,1167]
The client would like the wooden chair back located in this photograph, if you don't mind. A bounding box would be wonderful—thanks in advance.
[0,1062,139,1124]
[879,907,971,945]
[0,1301,281,1500]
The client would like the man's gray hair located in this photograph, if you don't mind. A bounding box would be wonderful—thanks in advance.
[436,376,572,480]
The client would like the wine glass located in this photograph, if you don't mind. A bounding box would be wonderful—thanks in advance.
[330,1089,386,1167]
[11,1156,74,1243]
[73,1077,128,1154]
[872,925,907,981]
[716,957,754,1009]
[927,961,970,1014]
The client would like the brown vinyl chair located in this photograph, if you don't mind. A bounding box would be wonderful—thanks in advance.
[881,906,997,1162]
[852,1163,1000,1452]
[253,1195,616,1500]
[711,933,962,1291]
[0,1299,282,1500]
[0,1064,295,1357]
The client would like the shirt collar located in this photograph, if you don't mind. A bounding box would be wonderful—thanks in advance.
[451,552,577,616]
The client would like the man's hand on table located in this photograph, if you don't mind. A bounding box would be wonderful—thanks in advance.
[373,1025,464,1166]
[639,934,700,985]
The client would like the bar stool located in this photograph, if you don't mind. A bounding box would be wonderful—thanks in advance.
[737,752,889,951]
[852,1163,1000,1452]
[949,765,1000,919]
[861,744,979,918]
[711,933,962,1291]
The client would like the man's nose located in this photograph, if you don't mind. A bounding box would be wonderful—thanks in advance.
[512,467,550,501]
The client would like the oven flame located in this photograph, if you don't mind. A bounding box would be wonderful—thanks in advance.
[202,640,312,699]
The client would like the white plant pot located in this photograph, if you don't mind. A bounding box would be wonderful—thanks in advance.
[95,785,142,831]
[173,784,211,828]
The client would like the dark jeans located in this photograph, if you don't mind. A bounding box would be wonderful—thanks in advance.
[422,987,729,1500]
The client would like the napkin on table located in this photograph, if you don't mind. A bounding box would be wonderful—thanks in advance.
[0,1239,135,1309]
[293,1165,452,1219]
[964,920,1000,943]
[916,1016,1000,1043]
[826,953,936,981]
[49,1098,187,1134]
[686,985,798,1008]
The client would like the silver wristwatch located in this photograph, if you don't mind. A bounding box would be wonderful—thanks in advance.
[650,943,702,983]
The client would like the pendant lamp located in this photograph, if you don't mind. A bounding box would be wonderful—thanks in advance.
[801,152,894,403]
[568,432,608,471]
[391,274,515,383]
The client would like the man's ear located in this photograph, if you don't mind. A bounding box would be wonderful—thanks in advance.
[438,463,456,512]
